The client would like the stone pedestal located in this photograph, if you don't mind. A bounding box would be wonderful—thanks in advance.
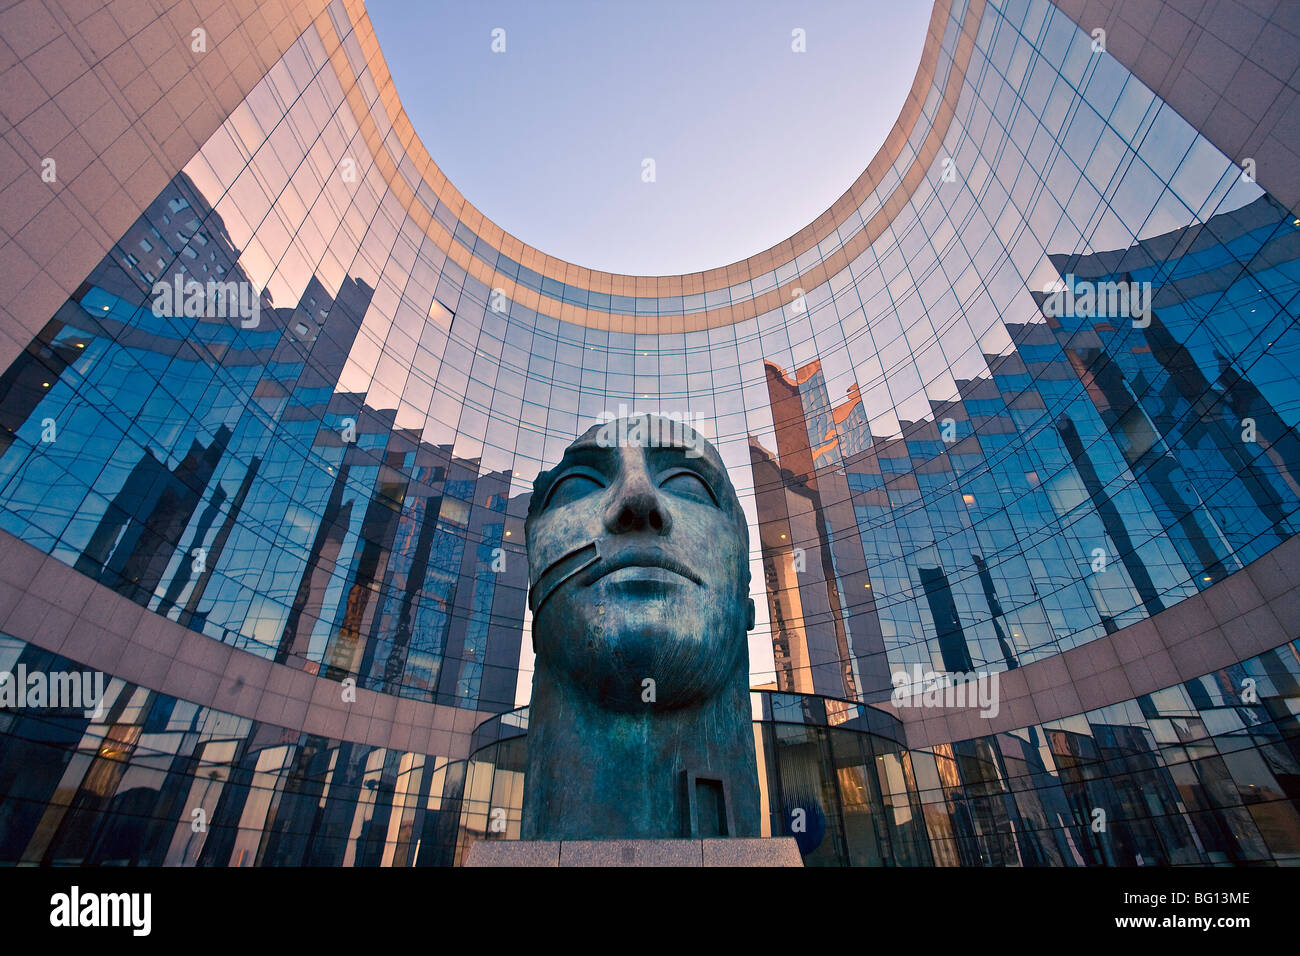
[463,837,802,867]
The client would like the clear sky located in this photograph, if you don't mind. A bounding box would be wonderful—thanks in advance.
[366,0,934,276]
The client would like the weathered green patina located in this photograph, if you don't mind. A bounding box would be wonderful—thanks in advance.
[522,415,760,839]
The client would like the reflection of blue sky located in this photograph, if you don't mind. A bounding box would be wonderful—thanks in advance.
[367,0,934,275]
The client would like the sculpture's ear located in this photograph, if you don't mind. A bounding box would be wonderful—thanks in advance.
[747,598,755,631]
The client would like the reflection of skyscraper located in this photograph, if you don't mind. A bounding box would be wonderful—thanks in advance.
[1043,194,1300,589]
[746,190,1300,742]
[971,554,1018,671]
[917,566,973,673]
[73,426,231,605]
[751,359,889,701]
[0,318,89,459]
[0,169,532,715]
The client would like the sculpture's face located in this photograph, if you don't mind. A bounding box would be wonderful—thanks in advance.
[526,416,754,710]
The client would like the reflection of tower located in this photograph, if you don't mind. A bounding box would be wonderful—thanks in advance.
[301,405,527,712]
[277,456,355,668]
[435,467,520,710]
[173,456,259,632]
[1055,414,1165,622]
[0,316,89,459]
[155,484,227,616]
[323,415,410,680]
[1044,194,1300,580]
[1217,352,1300,506]
[1061,326,1231,581]
[971,553,1018,670]
[917,566,973,673]
[750,438,813,693]
[370,451,443,693]
[75,426,231,604]
[0,160,530,715]
[104,172,249,298]
[750,358,890,702]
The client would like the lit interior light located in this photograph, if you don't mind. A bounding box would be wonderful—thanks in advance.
[505,530,512,537]
[1202,575,1212,582]
[962,494,975,504]
[780,533,786,539]
[864,583,871,589]
[41,382,50,388]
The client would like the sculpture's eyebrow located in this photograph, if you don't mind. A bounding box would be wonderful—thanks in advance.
[554,440,619,473]
[565,438,612,456]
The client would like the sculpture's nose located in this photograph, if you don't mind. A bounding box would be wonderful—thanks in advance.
[604,453,671,536]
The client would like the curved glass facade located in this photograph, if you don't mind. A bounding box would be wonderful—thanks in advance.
[0,632,467,866]
[0,0,1296,865]
[464,640,1300,866]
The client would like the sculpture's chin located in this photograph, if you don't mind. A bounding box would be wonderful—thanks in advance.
[536,611,745,712]
[603,630,716,711]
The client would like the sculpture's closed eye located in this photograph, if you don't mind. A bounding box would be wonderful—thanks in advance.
[659,470,717,506]
[545,471,605,509]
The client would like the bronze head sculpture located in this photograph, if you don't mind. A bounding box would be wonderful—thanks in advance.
[522,414,760,839]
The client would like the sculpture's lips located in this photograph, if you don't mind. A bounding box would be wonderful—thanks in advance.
[582,549,703,587]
